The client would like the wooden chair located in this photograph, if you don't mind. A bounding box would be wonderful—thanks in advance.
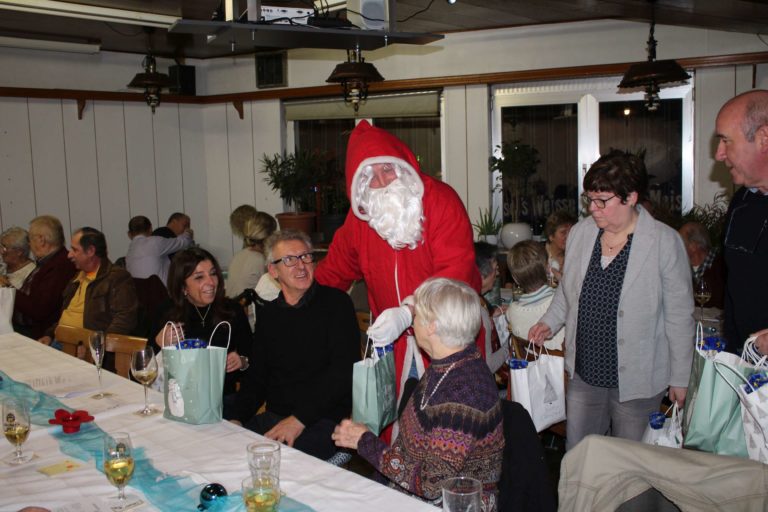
[105,333,147,379]
[509,333,567,438]
[53,324,93,362]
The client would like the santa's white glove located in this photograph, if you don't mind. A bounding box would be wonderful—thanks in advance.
[367,305,412,347]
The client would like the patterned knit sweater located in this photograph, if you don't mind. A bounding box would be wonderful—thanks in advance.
[358,345,504,510]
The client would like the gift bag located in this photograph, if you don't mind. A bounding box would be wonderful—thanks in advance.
[712,345,768,464]
[352,338,396,435]
[641,403,682,448]
[508,344,566,432]
[683,324,751,458]
[162,321,230,425]
[0,287,15,335]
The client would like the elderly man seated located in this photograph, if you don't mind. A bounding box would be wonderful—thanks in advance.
[678,221,725,309]
[232,230,360,460]
[40,227,137,347]
[0,227,35,289]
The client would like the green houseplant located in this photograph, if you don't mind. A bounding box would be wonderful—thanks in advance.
[261,150,324,234]
[473,207,503,243]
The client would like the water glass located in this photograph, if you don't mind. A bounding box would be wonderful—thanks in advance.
[246,441,281,510]
[441,476,482,512]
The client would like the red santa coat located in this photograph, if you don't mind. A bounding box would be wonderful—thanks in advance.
[315,121,483,417]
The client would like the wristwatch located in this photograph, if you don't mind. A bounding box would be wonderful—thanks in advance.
[239,355,250,371]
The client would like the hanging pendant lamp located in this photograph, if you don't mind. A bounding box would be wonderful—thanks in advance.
[326,45,384,113]
[128,54,173,114]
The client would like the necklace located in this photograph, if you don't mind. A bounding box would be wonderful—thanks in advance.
[420,361,457,410]
[194,304,211,326]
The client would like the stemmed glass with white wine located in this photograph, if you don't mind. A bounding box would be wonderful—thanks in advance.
[694,279,712,323]
[103,432,136,511]
[130,347,158,416]
[3,398,33,465]
[88,330,106,399]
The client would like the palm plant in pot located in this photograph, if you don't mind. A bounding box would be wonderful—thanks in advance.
[473,207,503,245]
[261,150,324,235]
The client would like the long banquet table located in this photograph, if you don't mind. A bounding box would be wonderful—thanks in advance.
[0,333,437,511]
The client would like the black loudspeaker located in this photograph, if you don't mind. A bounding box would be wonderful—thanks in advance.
[169,65,196,96]
[256,51,287,89]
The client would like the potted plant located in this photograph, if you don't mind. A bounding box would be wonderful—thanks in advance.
[261,150,324,234]
[473,207,503,244]
[315,153,350,243]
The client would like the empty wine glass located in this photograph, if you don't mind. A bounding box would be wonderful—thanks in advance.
[3,398,33,465]
[103,432,135,510]
[89,331,106,399]
[694,279,711,322]
[130,347,158,416]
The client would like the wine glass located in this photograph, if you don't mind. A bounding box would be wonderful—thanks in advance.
[130,347,158,416]
[88,331,106,399]
[103,432,135,510]
[694,279,711,322]
[3,398,33,465]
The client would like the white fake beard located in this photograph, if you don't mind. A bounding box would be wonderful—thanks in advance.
[366,179,424,250]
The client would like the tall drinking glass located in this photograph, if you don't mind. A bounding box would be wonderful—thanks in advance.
[130,347,158,416]
[245,441,281,511]
[89,330,106,399]
[3,398,33,464]
[694,279,711,323]
[103,432,135,510]
[441,476,481,512]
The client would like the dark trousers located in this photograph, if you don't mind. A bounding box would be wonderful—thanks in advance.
[244,410,337,460]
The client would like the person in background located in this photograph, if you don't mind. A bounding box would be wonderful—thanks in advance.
[0,227,35,289]
[155,247,250,409]
[12,216,76,339]
[226,212,277,299]
[474,241,510,380]
[233,231,359,460]
[152,212,191,239]
[544,210,576,284]
[506,240,564,351]
[125,215,193,286]
[229,204,259,241]
[678,221,725,309]
[714,89,768,354]
[333,277,503,510]
[529,150,694,450]
[315,121,481,442]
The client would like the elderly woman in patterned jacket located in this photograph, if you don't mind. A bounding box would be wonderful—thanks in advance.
[333,277,503,510]
[529,150,694,450]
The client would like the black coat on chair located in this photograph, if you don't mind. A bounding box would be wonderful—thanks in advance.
[498,400,558,512]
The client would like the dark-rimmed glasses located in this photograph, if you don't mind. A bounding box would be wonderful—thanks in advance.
[270,252,315,267]
[724,201,768,255]
[581,193,617,210]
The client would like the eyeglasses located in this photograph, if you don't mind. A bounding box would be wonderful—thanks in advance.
[724,201,768,255]
[582,194,617,209]
[270,252,315,267]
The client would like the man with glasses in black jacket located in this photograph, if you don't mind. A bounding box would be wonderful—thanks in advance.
[715,89,768,354]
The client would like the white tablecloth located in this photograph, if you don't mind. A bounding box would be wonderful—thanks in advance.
[0,333,436,512]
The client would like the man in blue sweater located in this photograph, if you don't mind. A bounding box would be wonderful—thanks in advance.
[232,230,360,459]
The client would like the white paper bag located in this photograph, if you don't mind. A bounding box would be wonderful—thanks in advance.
[641,403,683,448]
[508,348,565,432]
[0,287,15,335]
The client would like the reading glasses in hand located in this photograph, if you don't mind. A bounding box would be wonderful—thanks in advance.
[271,252,315,267]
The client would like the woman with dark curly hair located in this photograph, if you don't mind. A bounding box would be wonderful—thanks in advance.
[154,247,252,404]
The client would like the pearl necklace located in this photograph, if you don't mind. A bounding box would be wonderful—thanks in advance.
[420,361,457,410]
[194,304,211,326]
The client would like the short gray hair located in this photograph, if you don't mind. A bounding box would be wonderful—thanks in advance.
[743,96,768,142]
[1,227,30,254]
[265,230,313,263]
[29,215,65,247]
[680,222,711,251]
[414,277,482,349]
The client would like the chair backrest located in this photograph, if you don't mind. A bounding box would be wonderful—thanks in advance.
[54,324,93,362]
[105,333,147,379]
[498,399,557,512]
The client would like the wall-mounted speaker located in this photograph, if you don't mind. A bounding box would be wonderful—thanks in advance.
[346,0,391,31]
[169,65,196,96]
[256,51,287,89]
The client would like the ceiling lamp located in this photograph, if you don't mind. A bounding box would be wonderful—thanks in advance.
[326,45,384,112]
[618,15,690,111]
[127,54,173,114]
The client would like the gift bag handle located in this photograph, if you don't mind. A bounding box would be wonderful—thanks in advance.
[742,337,768,368]
[162,321,184,349]
[208,320,232,351]
[712,359,768,442]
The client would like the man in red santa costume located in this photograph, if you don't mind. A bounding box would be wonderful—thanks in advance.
[315,120,481,440]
